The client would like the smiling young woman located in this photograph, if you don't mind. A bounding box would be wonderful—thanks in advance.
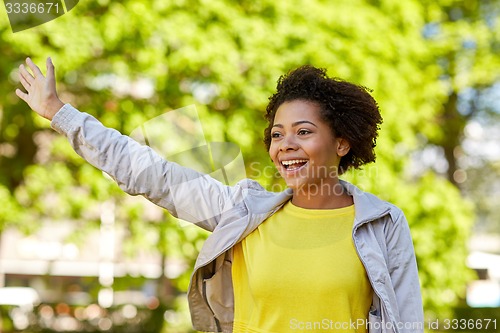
[16,59,423,333]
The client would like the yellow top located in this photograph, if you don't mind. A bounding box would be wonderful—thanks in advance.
[232,201,372,333]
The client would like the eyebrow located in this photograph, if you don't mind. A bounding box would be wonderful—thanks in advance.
[272,120,318,128]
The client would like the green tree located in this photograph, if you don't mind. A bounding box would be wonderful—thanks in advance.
[418,0,500,239]
[419,0,500,186]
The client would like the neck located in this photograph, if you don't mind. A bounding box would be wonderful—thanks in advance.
[291,180,353,209]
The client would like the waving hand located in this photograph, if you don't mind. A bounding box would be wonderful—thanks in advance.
[16,57,64,120]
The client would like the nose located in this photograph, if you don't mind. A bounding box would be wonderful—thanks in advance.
[280,134,299,151]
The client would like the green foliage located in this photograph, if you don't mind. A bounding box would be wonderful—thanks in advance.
[0,185,25,232]
[1,0,495,324]
[405,174,475,318]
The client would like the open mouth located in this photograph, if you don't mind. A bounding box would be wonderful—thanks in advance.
[281,159,308,171]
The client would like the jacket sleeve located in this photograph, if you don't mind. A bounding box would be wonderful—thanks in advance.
[385,208,424,333]
[51,104,238,232]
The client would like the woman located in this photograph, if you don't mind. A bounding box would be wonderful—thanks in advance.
[16,58,423,333]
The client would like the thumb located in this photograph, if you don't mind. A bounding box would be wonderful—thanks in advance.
[46,57,55,82]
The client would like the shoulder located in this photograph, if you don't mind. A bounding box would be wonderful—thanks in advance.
[341,180,405,225]
[234,179,293,214]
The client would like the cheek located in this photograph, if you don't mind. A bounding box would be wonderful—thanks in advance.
[268,145,279,163]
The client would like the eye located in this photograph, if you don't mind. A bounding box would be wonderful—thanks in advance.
[271,131,282,138]
[298,129,311,135]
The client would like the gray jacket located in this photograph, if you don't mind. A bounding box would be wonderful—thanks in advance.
[52,104,424,333]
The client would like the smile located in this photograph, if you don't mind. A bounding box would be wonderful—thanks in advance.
[281,159,308,171]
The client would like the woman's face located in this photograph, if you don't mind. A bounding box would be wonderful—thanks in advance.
[268,99,350,192]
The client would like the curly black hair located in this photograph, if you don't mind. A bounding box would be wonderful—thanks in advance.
[264,65,383,175]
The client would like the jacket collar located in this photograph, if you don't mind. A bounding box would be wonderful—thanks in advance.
[244,179,392,227]
[242,185,292,215]
[340,180,393,227]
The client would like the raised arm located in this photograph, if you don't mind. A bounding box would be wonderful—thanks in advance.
[16,58,241,232]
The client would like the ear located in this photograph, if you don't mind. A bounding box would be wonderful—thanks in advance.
[336,138,350,157]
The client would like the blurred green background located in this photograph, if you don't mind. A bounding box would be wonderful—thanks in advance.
[1,0,500,332]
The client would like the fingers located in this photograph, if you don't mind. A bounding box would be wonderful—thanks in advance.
[26,57,43,78]
[19,64,34,86]
[15,88,28,102]
[19,72,31,91]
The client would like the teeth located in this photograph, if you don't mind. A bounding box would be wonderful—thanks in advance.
[281,159,308,166]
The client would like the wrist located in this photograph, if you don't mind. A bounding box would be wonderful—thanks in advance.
[46,98,64,120]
